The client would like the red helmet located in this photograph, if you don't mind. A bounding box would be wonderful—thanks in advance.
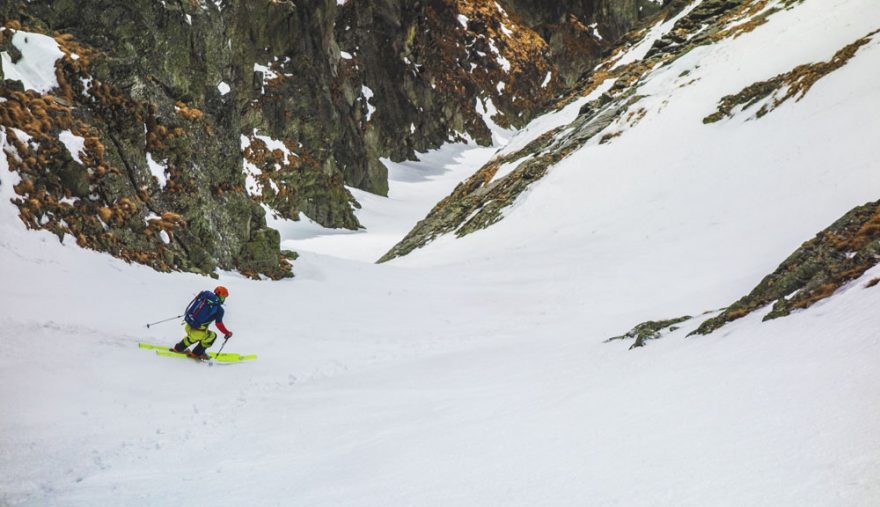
[214,286,229,298]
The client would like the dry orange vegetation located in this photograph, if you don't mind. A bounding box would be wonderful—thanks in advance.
[0,25,191,272]
[706,29,879,122]
[454,0,548,72]
[175,101,204,122]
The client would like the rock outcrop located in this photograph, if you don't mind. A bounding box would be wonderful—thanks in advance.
[692,200,880,336]
[606,315,693,349]
[606,199,880,346]
[704,28,880,124]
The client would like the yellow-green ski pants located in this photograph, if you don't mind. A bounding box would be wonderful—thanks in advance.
[182,324,218,349]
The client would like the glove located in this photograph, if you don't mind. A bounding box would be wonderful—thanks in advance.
[224,332,233,339]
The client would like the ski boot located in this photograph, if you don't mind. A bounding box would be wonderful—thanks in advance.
[188,344,210,361]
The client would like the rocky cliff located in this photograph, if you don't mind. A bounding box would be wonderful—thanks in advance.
[1,0,663,278]
[1,1,296,279]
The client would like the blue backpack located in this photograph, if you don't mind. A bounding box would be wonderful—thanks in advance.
[184,291,222,328]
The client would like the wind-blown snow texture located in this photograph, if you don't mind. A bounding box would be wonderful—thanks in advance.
[2,1,880,506]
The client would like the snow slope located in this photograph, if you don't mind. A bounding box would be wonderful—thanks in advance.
[2,1,880,506]
[2,184,879,507]
[272,143,499,262]
[395,0,880,320]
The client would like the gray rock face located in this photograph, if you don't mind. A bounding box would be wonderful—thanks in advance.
[334,0,562,161]
[1,0,293,278]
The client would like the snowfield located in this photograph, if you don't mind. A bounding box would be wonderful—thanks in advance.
[2,1,880,506]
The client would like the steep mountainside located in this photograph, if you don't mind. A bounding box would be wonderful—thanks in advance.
[381,0,880,336]
[381,0,810,262]
[0,0,662,278]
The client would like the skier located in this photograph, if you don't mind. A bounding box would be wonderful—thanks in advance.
[171,286,234,360]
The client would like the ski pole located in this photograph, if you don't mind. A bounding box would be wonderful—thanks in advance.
[145,315,183,328]
[214,337,230,358]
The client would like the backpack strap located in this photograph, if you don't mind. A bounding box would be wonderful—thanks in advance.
[184,294,200,317]
[185,291,214,327]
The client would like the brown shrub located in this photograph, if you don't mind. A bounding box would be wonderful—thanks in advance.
[725,307,751,321]
[160,212,184,224]
[13,179,34,195]
[97,207,113,222]
[175,102,204,122]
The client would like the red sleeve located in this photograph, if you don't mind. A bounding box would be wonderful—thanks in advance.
[216,321,231,335]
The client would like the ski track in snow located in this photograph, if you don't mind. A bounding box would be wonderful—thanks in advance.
[2,1,880,506]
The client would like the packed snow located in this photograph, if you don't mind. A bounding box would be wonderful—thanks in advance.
[58,130,87,165]
[475,97,515,147]
[0,29,64,94]
[611,2,699,70]
[2,1,880,506]
[540,71,552,88]
[240,131,294,197]
[361,85,376,121]
[145,152,168,189]
[495,77,616,159]
[274,143,498,262]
